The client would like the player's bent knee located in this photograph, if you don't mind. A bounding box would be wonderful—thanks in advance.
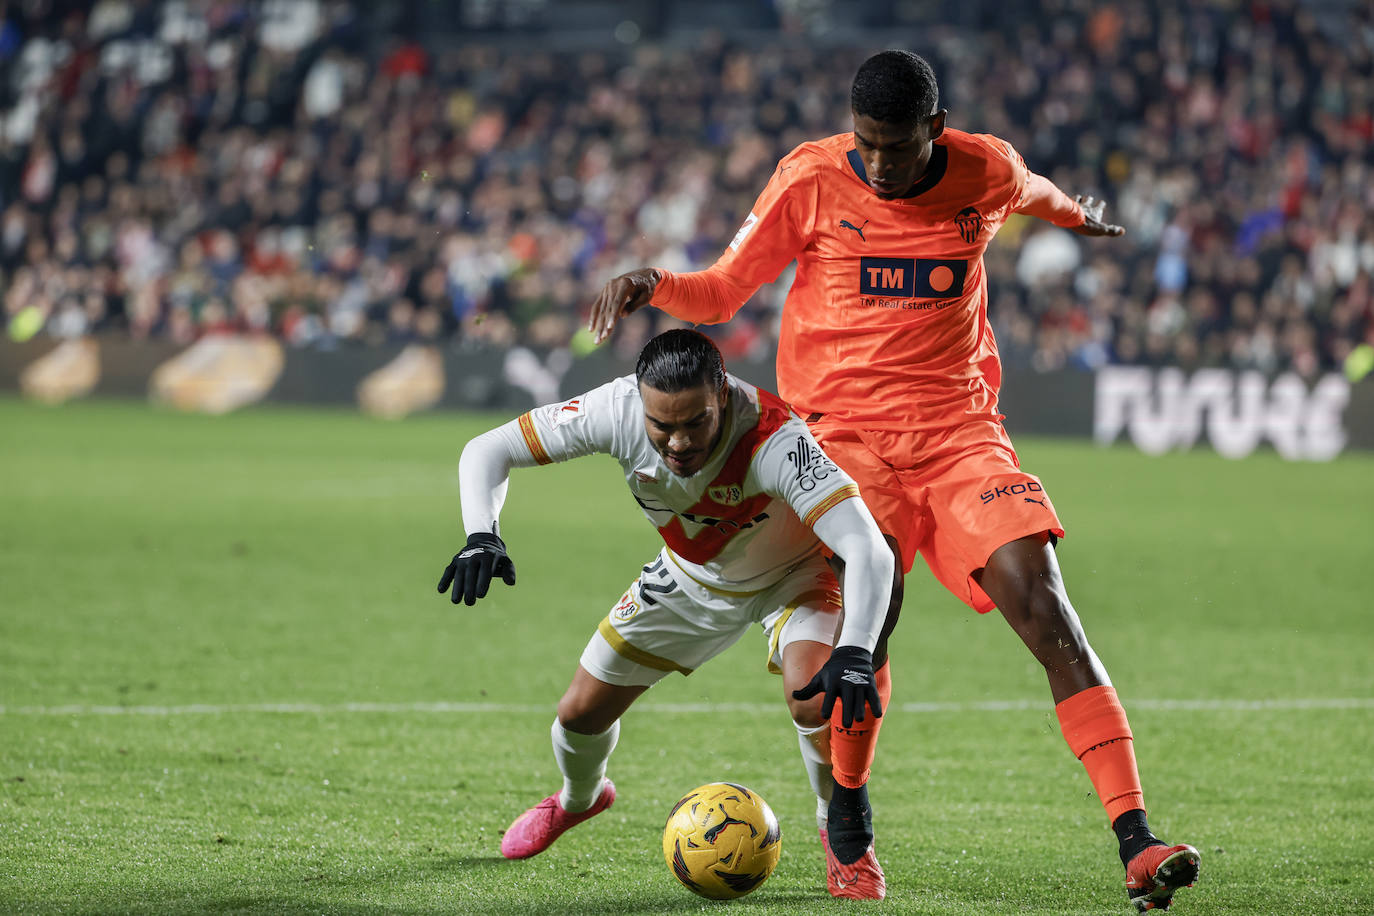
[787,692,827,729]
[556,702,618,736]
[556,689,616,735]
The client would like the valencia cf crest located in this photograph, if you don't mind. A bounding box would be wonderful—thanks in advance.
[708,484,744,506]
[954,206,984,244]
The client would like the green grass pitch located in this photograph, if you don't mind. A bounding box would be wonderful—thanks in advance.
[2,395,1371,914]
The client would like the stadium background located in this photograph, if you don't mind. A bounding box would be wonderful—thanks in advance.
[2,3,1372,915]
[1,0,1372,455]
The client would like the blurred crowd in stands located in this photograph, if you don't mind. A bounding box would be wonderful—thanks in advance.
[1,0,1371,375]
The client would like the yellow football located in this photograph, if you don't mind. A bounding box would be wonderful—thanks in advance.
[662,782,781,899]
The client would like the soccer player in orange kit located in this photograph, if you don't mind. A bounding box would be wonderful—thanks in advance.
[588,50,1201,912]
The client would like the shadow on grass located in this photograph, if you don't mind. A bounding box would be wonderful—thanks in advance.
[459,890,833,916]
[418,855,833,915]
[10,897,438,916]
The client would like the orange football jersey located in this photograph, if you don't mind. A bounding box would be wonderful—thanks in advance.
[651,128,1083,430]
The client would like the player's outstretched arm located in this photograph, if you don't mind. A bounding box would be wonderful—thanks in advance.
[1015,169,1124,238]
[439,386,612,605]
[437,424,530,605]
[589,268,660,344]
[1069,194,1125,238]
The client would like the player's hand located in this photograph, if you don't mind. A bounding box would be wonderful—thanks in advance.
[792,646,882,729]
[588,268,660,345]
[437,533,517,606]
[1070,194,1125,238]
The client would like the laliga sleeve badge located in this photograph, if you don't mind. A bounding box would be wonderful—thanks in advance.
[548,397,584,427]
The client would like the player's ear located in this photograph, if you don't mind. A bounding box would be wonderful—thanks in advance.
[927,109,947,140]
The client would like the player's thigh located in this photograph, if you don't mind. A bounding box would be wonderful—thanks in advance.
[921,429,1065,613]
[580,552,755,688]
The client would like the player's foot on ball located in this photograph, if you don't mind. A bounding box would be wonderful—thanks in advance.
[1126,843,1200,912]
[826,780,874,865]
[820,826,886,900]
[499,779,616,860]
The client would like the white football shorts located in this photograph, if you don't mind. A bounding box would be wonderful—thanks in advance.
[579,547,842,688]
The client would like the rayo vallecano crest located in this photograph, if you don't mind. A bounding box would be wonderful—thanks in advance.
[708,484,744,506]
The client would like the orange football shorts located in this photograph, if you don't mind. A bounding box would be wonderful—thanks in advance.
[807,417,1064,614]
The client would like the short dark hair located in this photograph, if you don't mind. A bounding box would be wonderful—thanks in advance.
[851,50,939,125]
[635,329,726,394]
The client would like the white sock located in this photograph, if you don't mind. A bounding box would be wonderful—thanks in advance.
[551,718,619,813]
[795,720,832,829]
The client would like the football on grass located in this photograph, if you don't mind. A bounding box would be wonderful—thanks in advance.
[662,782,781,899]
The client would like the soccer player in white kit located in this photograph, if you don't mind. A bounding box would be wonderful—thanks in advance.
[438,330,894,898]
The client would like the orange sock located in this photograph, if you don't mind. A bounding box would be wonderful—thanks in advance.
[830,661,892,788]
[1055,685,1146,822]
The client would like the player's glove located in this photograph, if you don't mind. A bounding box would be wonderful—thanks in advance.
[437,532,517,606]
[791,646,882,728]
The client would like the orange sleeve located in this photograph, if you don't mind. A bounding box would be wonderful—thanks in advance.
[991,136,1084,228]
[651,153,817,324]
[1017,171,1085,227]
[651,264,756,324]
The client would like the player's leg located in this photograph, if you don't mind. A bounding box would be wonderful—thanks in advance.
[803,423,921,870]
[503,557,700,860]
[915,420,1199,910]
[807,422,918,672]
[778,638,835,830]
[976,536,1199,911]
[976,534,1106,702]
[823,533,899,867]
[770,582,886,900]
[499,667,642,860]
[553,667,644,809]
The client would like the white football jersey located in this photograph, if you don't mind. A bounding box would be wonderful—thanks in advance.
[516,374,861,592]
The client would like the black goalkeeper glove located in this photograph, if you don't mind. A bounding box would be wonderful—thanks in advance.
[791,646,882,728]
[437,532,517,606]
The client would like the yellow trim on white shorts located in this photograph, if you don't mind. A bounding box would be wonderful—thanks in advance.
[765,587,843,675]
[597,617,693,675]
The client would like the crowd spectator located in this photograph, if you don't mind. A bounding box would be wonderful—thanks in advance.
[1,0,1371,377]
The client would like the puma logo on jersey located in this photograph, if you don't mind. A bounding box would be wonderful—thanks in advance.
[1024,497,1047,507]
[839,219,868,241]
